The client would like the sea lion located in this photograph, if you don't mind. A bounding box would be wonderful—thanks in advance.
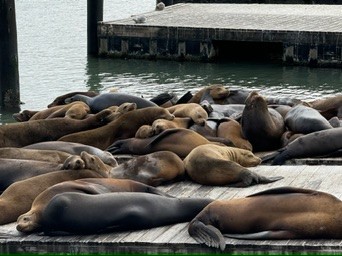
[58,107,175,150]
[0,151,110,225]
[65,92,157,113]
[35,192,213,234]
[188,187,342,251]
[150,92,178,107]
[183,144,282,186]
[107,128,222,159]
[0,147,71,163]
[261,127,342,165]
[189,84,230,104]
[16,178,173,233]
[0,159,62,192]
[166,103,208,126]
[217,118,253,151]
[105,102,137,122]
[110,151,185,186]
[308,94,342,119]
[47,91,99,108]
[135,125,154,138]
[284,104,333,134]
[151,117,193,135]
[200,100,245,120]
[12,110,39,122]
[46,102,90,120]
[241,91,285,151]
[0,109,112,148]
[24,141,118,166]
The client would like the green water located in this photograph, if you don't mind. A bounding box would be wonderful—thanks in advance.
[2,0,341,124]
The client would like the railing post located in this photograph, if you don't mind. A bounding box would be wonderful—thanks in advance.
[0,0,20,109]
[87,0,104,56]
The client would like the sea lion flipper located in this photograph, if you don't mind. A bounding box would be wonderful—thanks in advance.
[146,129,181,147]
[188,220,226,251]
[247,186,320,197]
[224,230,297,240]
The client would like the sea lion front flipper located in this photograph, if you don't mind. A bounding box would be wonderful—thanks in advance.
[224,230,297,240]
[145,129,181,147]
[230,169,283,188]
[188,219,226,251]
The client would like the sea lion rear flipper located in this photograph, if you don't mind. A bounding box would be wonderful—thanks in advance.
[188,219,226,251]
[224,230,297,240]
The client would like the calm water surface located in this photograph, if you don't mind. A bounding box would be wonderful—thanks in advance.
[2,0,341,123]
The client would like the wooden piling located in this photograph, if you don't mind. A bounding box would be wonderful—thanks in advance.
[87,0,103,56]
[0,0,20,109]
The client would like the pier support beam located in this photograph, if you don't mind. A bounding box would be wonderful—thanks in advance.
[87,0,103,56]
[0,0,20,109]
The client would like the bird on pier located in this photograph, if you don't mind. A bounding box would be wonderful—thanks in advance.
[156,2,165,11]
[132,15,146,24]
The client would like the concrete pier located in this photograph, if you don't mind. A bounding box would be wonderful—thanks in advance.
[98,4,342,67]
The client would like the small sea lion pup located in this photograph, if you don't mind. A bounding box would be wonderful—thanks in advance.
[166,103,208,126]
[188,187,342,251]
[183,144,282,187]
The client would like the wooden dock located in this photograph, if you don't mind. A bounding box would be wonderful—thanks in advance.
[98,3,342,66]
[0,165,341,254]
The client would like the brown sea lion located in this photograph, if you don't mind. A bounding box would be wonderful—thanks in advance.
[16,177,173,233]
[183,144,282,186]
[188,187,342,251]
[47,91,99,108]
[110,151,185,186]
[151,117,193,135]
[58,107,175,150]
[217,118,253,151]
[12,110,39,122]
[135,125,154,138]
[241,91,285,152]
[46,102,90,120]
[107,128,223,159]
[0,151,110,225]
[0,147,71,163]
[24,141,118,167]
[189,84,230,104]
[0,109,112,148]
[32,192,214,235]
[308,94,342,119]
[166,103,208,126]
[105,102,137,122]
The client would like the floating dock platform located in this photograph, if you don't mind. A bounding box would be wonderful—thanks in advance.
[98,4,342,67]
[0,165,341,254]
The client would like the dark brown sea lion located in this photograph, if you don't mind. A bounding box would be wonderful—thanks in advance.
[241,91,285,152]
[35,192,214,235]
[183,144,282,187]
[0,109,112,148]
[17,178,173,233]
[110,151,185,186]
[188,187,342,251]
[58,107,175,150]
[0,159,62,192]
[65,92,157,113]
[107,128,223,159]
[284,104,332,134]
[47,91,99,108]
[0,151,110,225]
[262,127,342,165]
[24,141,117,166]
